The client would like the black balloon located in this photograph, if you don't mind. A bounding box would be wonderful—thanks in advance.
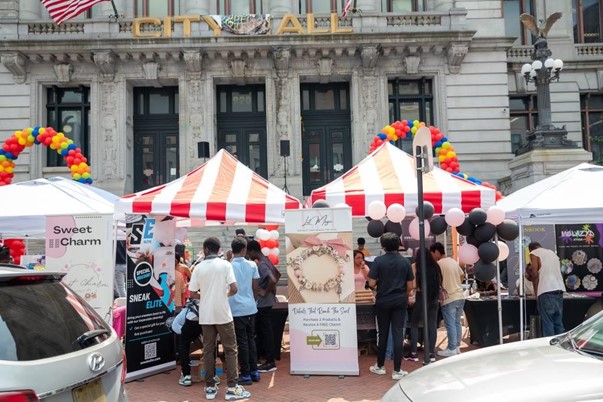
[365,216,373,222]
[312,199,330,208]
[367,220,385,238]
[474,222,496,242]
[456,219,474,236]
[384,220,403,236]
[415,201,435,220]
[497,219,519,241]
[474,260,497,282]
[466,234,480,247]
[478,241,500,263]
[468,208,487,226]
[430,216,448,235]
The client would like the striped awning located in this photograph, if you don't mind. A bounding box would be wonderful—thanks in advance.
[308,142,496,216]
[115,149,302,224]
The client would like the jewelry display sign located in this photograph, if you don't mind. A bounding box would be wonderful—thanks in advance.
[285,207,359,375]
[124,215,177,381]
[555,223,603,292]
[45,214,114,324]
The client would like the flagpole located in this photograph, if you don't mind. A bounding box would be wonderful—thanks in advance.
[110,0,119,19]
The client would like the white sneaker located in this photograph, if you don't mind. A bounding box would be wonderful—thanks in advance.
[391,370,408,380]
[437,348,457,357]
[369,364,386,375]
[225,384,251,400]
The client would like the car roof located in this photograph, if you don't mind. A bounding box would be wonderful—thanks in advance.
[0,264,65,281]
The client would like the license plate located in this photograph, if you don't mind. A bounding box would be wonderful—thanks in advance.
[72,378,107,402]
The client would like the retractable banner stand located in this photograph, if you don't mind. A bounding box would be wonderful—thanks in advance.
[124,215,177,381]
[45,214,114,323]
[285,207,359,376]
[555,223,603,292]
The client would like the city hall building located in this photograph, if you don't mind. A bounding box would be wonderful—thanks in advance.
[0,0,600,200]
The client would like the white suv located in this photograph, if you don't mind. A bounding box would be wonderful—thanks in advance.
[0,265,127,401]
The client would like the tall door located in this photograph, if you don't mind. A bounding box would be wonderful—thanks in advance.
[133,87,179,192]
[216,85,267,178]
[301,83,352,195]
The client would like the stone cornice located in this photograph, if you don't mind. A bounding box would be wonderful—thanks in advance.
[0,52,27,84]
[93,50,116,81]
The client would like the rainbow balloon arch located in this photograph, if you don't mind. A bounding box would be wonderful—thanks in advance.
[0,126,92,186]
[369,120,502,199]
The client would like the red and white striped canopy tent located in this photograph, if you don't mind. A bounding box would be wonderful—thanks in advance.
[116,149,302,224]
[307,142,496,216]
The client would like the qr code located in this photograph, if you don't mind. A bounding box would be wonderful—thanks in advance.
[144,342,157,360]
[324,333,337,346]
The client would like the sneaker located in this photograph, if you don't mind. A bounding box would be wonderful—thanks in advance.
[391,370,408,380]
[257,362,277,372]
[179,374,192,386]
[250,371,261,382]
[404,353,419,362]
[456,347,462,354]
[225,385,251,400]
[214,375,221,386]
[205,385,218,400]
[429,354,436,363]
[437,348,458,357]
[369,364,386,375]
[238,374,252,386]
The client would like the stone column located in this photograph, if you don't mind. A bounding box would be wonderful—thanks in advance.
[273,47,293,162]
[183,0,210,15]
[182,50,207,169]
[356,0,377,12]
[18,0,41,19]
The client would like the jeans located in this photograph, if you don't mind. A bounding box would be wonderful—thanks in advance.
[234,314,258,376]
[375,299,408,372]
[255,307,275,363]
[440,299,465,350]
[202,321,239,388]
[178,319,202,376]
[114,263,127,298]
[409,300,439,355]
[538,291,564,336]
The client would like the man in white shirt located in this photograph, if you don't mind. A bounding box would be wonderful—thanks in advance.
[529,242,565,336]
[188,237,251,401]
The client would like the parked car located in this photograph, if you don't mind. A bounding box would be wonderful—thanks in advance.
[382,310,603,402]
[0,265,127,401]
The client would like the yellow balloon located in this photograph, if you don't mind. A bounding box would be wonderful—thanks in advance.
[442,142,451,149]
[71,165,79,172]
[447,151,456,158]
[0,155,5,162]
[82,172,91,179]
[5,166,12,174]
[27,135,35,143]
[17,138,26,146]
[39,127,46,134]
[438,155,446,162]
[411,126,417,134]
[60,142,68,149]
[73,173,81,180]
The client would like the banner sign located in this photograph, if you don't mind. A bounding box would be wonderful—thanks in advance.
[555,223,603,291]
[285,207,359,376]
[45,214,113,323]
[125,215,176,381]
[213,14,270,35]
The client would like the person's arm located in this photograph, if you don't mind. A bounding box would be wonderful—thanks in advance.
[227,282,238,297]
[529,254,541,295]
[406,280,414,297]
[362,264,370,280]
[189,291,200,300]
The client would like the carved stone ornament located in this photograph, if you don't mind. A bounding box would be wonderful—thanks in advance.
[1,53,27,84]
[230,59,246,77]
[54,63,73,83]
[93,51,116,81]
[361,45,379,72]
[317,58,333,82]
[404,56,421,74]
[143,62,160,80]
[447,43,468,74]
[273,47,291,72]
[183,50,202,73]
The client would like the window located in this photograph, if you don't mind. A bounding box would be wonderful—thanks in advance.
[581,93,603,164]
[301,83,349,111]
[46,87,90,167]
[388,78,433,153]
[510,95,538,154]
[299,0,348,14]
[135,87,179,115]
[381,0,425,12]
[503,0,534,46]
[218,0,267,14]
[573,0,603,43]
[135,0,180,17]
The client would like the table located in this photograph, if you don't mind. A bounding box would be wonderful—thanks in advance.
[464,294,596,347]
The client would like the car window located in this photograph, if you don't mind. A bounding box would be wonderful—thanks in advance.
[0,277,110,361]
[571,312,603,356]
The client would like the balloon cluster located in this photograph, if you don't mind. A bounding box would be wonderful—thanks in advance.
[2,239,26,265]
[444,206,519,282]
[0,126,92,186]
[255,225,280,266]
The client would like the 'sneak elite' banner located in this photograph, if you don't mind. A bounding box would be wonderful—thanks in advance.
[45,214,113,323]
[125,215,176,381]
[285,207,359,376]
[555,223,603,292]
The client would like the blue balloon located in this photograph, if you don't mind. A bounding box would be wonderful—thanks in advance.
[378,133,387,140]
[436,140,442,147]
[67,144,77,150]
[4,152,14,159]
[407,121,414,128]
[61,149,69,156]
[441,137,448,142]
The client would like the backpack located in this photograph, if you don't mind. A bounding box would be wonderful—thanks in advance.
[166,299,199,335]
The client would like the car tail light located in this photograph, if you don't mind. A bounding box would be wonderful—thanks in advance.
[0,390,39,402]
[120,350,127,383]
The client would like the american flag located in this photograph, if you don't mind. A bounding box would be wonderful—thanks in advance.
[342,0,353,18]
[40,0,109,25]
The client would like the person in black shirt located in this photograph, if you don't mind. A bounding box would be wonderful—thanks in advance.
[367,232,414,380]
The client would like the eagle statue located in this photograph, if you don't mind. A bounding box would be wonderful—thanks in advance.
[520,12,562,38]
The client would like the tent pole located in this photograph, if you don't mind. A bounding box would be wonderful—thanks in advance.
[415,145,430,366]
[518,217,525,341]
[495,233,503,345]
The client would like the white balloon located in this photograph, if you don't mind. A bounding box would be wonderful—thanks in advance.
[486,206,506,226]
[270,247,280,256]
[445,208,465,227]
[269,230,280,240]
[258,229,270,241]
[386,203,407,223]
[497,241,510,261]
[458,243,479,264]
[261,247,271,256]
[334,203,350,208]
[255,229,263,239]
[409,217,431,241]
[368,200,387,220]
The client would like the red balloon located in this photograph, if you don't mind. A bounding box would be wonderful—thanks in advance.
[265,225,279,231]
[258,239,268,248]
[268,254,279,265]
[265,239,277,249]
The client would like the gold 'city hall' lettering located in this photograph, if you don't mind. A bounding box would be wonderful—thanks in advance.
[132,13,352,38]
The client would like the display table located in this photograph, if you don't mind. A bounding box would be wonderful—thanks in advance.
[464,294,597,347]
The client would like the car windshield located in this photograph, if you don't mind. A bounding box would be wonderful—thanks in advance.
[568,311,603,357]
[0,276,110,361]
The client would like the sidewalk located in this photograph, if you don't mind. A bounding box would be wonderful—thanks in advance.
[125,326,478,402]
